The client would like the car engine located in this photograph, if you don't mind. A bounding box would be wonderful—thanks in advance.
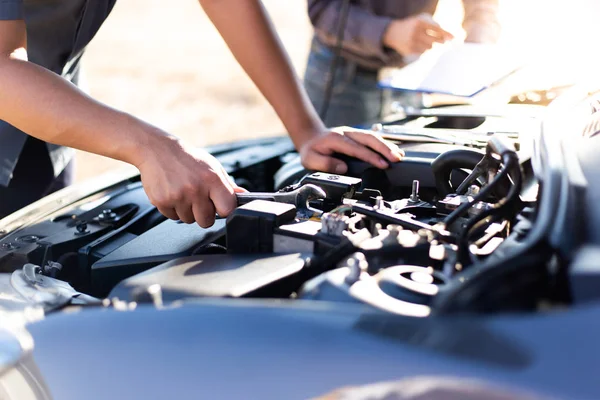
[0,104,559,316]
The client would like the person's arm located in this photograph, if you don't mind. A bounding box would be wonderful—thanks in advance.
[309,0,452,60]
[0,15,238,228]
[383,13,453,57]
[198,0,403,174]
[462,0,501,44]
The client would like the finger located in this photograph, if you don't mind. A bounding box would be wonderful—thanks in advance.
[418,19,452,41]
[303,150,348,174]
[344,130,404,162]
[439,27,454,41]
[156,206,179,221]
[214,165,242,214]
[219,166,247,193]
[175,202,196,224]
[423,29,448,44]
[323,134,390,169]
[192,201,217,228]
[209,181,237,218]
[413,39,435,54]
[219,165,237,191]
[415,31,439,47]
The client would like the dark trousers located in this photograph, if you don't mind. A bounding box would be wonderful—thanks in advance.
[0,137,74,219]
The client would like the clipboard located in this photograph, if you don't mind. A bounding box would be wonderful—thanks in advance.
[378,42,525,98]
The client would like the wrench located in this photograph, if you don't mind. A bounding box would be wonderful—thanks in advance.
[236,184,326,219]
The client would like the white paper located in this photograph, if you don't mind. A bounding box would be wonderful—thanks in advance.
[379,42,525,97]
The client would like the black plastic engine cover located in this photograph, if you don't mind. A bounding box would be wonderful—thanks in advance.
[90,219,226,296]
[109,252,308,302]
[226,200,296,254]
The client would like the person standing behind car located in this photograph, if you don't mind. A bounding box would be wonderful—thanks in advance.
[304,0,501,127]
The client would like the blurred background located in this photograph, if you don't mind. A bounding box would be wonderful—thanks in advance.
[77,0,600,182]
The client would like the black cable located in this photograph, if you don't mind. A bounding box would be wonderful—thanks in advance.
[319,0,351,121]
[455,156,522,266]
[443,159,511,227]
[463,159,522,240]
[443,132,522,229]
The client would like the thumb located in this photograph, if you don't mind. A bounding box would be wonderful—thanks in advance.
[303,151,348,174]
[417,13,453,41]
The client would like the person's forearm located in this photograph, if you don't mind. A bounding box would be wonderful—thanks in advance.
[198,0,325,148]
[462,0,501,43]
[0,57,172,168]
[0,18,240,227]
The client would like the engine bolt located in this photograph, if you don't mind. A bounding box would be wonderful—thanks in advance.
[98,209,117,221]
[374,196,384,210]
[75,222,89,235]
[345,253,368,284]
[467,185,480,197]
[0,243,16,251]
[409,180,420,203]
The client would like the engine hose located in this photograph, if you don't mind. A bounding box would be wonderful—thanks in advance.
[319,0,351,121]
[456,157,523,266]
[431,149,488,196]
[431,135,544,314]
[463,158,522,237]
[443,154,514,227]
[443,135,521,227]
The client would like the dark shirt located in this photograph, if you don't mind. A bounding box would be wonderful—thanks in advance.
[0,0,116,186]
[308,0,500,71]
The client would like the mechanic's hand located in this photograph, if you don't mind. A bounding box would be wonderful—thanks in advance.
[136,137,243,228]
[383,13,453,57]
[298,127,404,174]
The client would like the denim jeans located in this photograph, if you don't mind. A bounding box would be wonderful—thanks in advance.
[304,38,422,128]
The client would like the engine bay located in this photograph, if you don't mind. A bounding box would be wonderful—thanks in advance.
[0,103,571,317]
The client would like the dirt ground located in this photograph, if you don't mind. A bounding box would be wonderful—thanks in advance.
[77,0,598,182]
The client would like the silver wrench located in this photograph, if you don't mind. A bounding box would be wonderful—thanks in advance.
[236,184,326,219]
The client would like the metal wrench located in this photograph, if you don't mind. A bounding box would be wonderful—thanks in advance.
[236,184,326,219]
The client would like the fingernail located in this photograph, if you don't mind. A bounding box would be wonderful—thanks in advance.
[379,158,389,168]
[393,150,405,159]
[335,164,347,174]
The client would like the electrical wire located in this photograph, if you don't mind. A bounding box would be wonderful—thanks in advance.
[456,156,522,266]
[463,163,522,241]
[443,153,518,227]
